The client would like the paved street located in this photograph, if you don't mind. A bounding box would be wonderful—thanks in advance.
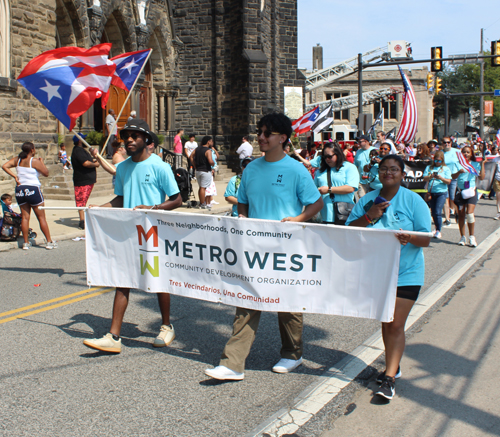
[1,197,500,436]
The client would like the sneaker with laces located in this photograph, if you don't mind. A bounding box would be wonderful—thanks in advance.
[205,365,244,381]
[83,333,121,353]
[444,220,452,227]
[458,236,467,246]
[376,377,396,400]
[272,357,303,374]
[434,231,442,239]
[469,236,477,247]
[376,366,402,384]
[22,242,31,250]
[153,324,175,347]
[46,241,58,250]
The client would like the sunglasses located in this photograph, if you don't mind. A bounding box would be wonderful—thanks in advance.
[256,129,281,138]
[434,159,443,163]
[380,147,391,151]
[442,141,451,144]
[324,154,335,159]
[121,132,142,140]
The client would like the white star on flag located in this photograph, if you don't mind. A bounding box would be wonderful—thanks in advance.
[121,58,138,74]
[40,80,62,102]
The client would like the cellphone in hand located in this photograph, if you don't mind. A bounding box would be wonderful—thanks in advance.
[374,196,387,205]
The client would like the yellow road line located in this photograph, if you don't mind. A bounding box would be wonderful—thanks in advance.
[0,286,107,318]
[0,287,114,325]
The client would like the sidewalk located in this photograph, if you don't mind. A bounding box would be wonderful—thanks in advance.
[321,247,500,436]
[0,178,232,252]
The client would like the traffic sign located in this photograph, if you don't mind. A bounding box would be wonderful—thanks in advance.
[495,89,500,96]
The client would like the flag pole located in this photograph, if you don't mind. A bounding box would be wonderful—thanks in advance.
[99,49,153,157]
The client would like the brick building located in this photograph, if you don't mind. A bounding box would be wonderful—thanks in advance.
[304,66,434,143]
[0,0,303,190]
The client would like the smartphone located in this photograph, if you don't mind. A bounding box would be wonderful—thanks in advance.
[374,196,387,204]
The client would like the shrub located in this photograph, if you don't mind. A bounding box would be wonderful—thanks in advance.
[86,131,105,147]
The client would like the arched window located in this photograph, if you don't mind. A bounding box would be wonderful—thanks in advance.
[0,0,10,78]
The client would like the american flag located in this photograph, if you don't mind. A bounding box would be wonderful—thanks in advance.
[292,106,319,134]
[458,152,479,176]
[395,66,418,143]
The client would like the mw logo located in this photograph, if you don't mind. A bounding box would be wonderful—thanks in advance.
[137,225,159,277]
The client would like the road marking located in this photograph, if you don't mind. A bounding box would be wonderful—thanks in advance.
[247,227,500,437]
[0,287,114,325]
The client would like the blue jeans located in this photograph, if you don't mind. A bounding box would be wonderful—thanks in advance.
[430,192,447,231]
[448,179,457,202]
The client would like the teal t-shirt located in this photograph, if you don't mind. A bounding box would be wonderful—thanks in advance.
[354,147,375,184]
[423,165,452,193]
[114,155,180,208]
[368,163,382,190]
[314,162,359,223]
[443,149,460,174]
[309,155,321,169]
[457,161,481,190]
[224,174,241,217]
[238,155,321,220]
[346,187,431,286]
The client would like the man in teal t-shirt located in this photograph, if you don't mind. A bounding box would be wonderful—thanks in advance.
[441,137,460,226]
[354,135,375,198]
[205,113,323,381]
[83,119,182,355]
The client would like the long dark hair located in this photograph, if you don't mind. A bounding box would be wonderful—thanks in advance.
[319,142,345,173]
[18,142,35,160]
[461,145,476,162]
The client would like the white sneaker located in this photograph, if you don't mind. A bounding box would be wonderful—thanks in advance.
[494,213,500,220]
[46,241,58,250]
[272,357,303,374]
[22,242,31,250]
[211,201,219,205]
[434,231,442,239]
[153,324,175,347]
[83,333,122,353]
[469,236,477,247]
[204,365,244,380]
[458,236,467,246]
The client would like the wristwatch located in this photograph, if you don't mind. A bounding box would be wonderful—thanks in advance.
[328,187,332,194]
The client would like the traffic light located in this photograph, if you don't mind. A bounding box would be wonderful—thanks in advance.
[435,77,442,95]
[426,73,434,90]
[492,41,500,67]
[431,46,443,72]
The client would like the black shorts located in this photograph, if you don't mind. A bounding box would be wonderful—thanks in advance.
[396,285,421,301]
[15,185,44,207]
[454,189,478,207]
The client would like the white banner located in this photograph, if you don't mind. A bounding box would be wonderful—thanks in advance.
[85,209,401,322]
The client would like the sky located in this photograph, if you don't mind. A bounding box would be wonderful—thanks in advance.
[297,0,500,71]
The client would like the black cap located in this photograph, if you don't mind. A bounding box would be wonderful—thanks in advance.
[242,156,254,166]
[120,119,154,145]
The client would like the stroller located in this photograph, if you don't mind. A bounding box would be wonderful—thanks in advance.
[0,200,37,242]
[174,167,197,207]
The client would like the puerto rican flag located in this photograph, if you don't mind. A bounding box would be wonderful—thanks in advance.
[292,106,320,134]
[458,152,479,176]
[496,129,500,147]
[101,49,152,106]
[17,44,116,131]
[395,66,418,143]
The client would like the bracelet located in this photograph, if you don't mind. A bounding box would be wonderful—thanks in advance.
[364,213,373,224]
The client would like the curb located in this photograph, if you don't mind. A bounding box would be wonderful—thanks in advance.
[246,227,500,437]
[0,229,85,252]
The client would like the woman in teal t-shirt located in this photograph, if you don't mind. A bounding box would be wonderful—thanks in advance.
[314,142,359,224]
[346,154,431,401]
[451,145,485,247]
[423,150,451,239]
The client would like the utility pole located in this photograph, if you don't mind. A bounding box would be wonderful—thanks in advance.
[480,28,484,139]
[358,53,363,133]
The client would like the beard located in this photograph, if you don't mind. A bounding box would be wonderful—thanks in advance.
[126,142,146,157]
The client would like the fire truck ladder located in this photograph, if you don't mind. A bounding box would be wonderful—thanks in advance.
[305,87,403,113]
[304,46,390,91]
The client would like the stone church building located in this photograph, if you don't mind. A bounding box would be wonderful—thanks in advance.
[0,0,302,170]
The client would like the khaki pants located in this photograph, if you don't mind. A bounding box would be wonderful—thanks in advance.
[219,307,303,373]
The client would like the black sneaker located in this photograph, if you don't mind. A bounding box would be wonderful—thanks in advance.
[376,377,395,400]
[444,220,451,227]
[376,366,401,384]
[78,220,85,230]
